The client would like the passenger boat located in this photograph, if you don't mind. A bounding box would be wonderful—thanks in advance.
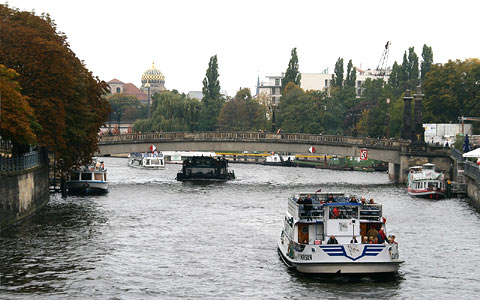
[128,152,165,169]
[263,153,296,166]
[176,156,235,182]
[66,159,108,194]
[163,151,217,164]
[277,192,403,275]
[407,163,446,199]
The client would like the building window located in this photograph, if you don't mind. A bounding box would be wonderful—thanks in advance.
[272,97,276,104]
[116,87,121,93]
[357,80,362,88]
[325,79,328,87]
[275,79,280,86]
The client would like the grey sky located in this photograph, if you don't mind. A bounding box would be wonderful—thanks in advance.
[5,0,480,96]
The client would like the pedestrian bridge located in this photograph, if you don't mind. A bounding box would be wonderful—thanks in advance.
[98,131,409,163]
[97,132,451,183]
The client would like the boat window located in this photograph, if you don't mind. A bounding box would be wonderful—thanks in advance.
[104,173,107,181]
[94,173,103,181]
[151,159,159,165]
[71,173,80,180]
[81,173,92,180]
[330,206,358,219]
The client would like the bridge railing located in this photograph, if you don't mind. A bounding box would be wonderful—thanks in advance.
[451,148,465,161]
[464,160,480,182]
[98,132,409,149]
[0,150,46,174]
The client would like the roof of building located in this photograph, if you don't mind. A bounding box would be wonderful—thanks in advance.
[123,83,147,101]
[108,78,124,84]
[142,62,165,83]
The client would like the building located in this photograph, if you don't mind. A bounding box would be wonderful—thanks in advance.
[107,62,166,105]
[256,69,390,107]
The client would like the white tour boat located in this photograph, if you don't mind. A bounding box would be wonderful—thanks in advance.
[407,163,446,199]
[263,153,296,166]
[162,151,217,164]
[66,159,108,194]
[128,152,165,169]
[277,192,403,275]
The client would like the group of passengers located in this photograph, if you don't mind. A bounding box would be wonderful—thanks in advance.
[325,230,397,245]
[296,194,376,205]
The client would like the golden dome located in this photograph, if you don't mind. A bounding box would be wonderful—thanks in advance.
[141,62,165,83]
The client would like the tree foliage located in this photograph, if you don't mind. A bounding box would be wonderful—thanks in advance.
[281,48,301,92]
[0,64,38,152]
[423,59,480,123]
[0,4,110,171]
[107,94,144,122]
[217,88,266,131]
[332,57,344,87]
[421,44,433,81]
[199,55,224,131]
[345,59,356,87]
[133,91,201,132]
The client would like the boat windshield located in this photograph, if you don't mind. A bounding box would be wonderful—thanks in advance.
[329,205,358,219]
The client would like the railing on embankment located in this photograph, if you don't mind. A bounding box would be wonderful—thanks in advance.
[0,151,45,174]
[98,132,409,150]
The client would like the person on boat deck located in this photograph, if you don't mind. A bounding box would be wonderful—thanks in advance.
[367,226,379,241]
[327,194,335,203]
[327,235,339,244]
[360,197,367,205]
[302,239,308,244]
[350,236,358,243]
[331,207,340,219]
[377,228,387,243]
[369,198,375,204]
[362,236,369,244]
[350,196,358,203]
[388,235,398,244]
[95,160,101,170]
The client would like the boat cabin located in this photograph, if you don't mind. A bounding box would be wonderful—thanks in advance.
[284,192,384,245]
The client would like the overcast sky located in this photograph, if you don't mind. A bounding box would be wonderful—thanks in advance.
[5,0,480,96]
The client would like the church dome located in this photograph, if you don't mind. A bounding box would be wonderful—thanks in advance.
[141,62,165,84]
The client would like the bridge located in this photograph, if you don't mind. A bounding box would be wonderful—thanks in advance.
[97,131,451,183]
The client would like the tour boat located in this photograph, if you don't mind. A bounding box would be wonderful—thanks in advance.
[407,163,446,199]
[176,155,235,182]
[263,153,296,166]
[66,159,108,194]
[128,152,165,169]
[277,192,403,275]
[163,151,217,164]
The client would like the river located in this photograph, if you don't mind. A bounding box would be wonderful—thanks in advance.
[1,157,480,299]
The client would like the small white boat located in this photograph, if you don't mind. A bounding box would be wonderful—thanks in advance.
[66,159,108,194]
[128,152,165,169]
[277,192,403,275]
[263,153,296,166]
[407,163,446,199]
[163,151,217,164]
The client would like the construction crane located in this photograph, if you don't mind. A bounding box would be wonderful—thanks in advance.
[376,41,391,77]
[458,116,480,135]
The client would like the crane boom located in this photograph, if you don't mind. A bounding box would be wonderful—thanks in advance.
[376,41,391,77]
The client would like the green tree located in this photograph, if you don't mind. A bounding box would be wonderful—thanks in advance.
[217,88,266,131]
[423,58,480,123]
[332,57,344,87]
[198,55,224,131]
[107,94,143,123]
[345,59,356,87]
[281,48,301,93]
[421,44,433,81]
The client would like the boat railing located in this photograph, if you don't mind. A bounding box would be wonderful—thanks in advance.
[359,204,382,221]
[288,197,325,220]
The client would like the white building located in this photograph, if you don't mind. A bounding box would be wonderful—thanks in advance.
[256,68,390,106]
[424,123,473,146]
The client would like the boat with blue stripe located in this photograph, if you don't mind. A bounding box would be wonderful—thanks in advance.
[277,191,403,274]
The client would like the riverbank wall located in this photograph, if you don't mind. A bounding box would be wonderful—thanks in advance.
[0,153,50,233]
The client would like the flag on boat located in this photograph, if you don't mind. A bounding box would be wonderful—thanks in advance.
[309,146,316,153]
[149,144,157,152]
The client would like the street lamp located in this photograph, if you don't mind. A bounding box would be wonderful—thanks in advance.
[385,98,391,138]
[145,82,151,119]
[270,103,277,133]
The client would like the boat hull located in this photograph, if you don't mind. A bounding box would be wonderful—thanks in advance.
[277,241,402,275]
[66,181,108,194]
[128,163,165,169]
[407,188,445,198]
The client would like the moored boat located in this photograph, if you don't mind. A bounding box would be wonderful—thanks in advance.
[176,156,235,182]
[263,153,296,166]
[66,159,108,194]
[277,192,403,275]
[407,163,446,199]
[128,151,165,169]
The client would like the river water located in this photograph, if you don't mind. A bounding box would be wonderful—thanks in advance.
[1,157,480,299]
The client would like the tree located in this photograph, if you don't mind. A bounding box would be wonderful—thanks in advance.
[107,94,143,122]
[281,48,301,93]
[421,44,434,81]
[0,4,110,171]
[345,59,356,87]
[198,55,224,131]
[423,59,480,123]
[332,57,344,87]
[217,88,266,131]
[0,64,38,154]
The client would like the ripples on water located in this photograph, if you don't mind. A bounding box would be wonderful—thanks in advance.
[1,157,480,299]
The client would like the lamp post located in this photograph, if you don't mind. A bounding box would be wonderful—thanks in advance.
[385,98,391,138]
[270,104,277,133]
[145,82,151,119]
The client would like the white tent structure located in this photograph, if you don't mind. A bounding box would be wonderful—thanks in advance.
[463,148,480,158]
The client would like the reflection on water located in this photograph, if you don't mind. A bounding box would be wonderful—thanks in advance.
[1,157,480,299]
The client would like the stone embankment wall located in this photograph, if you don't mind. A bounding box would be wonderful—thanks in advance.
[0,164,49,232]
[466,177,480,206]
